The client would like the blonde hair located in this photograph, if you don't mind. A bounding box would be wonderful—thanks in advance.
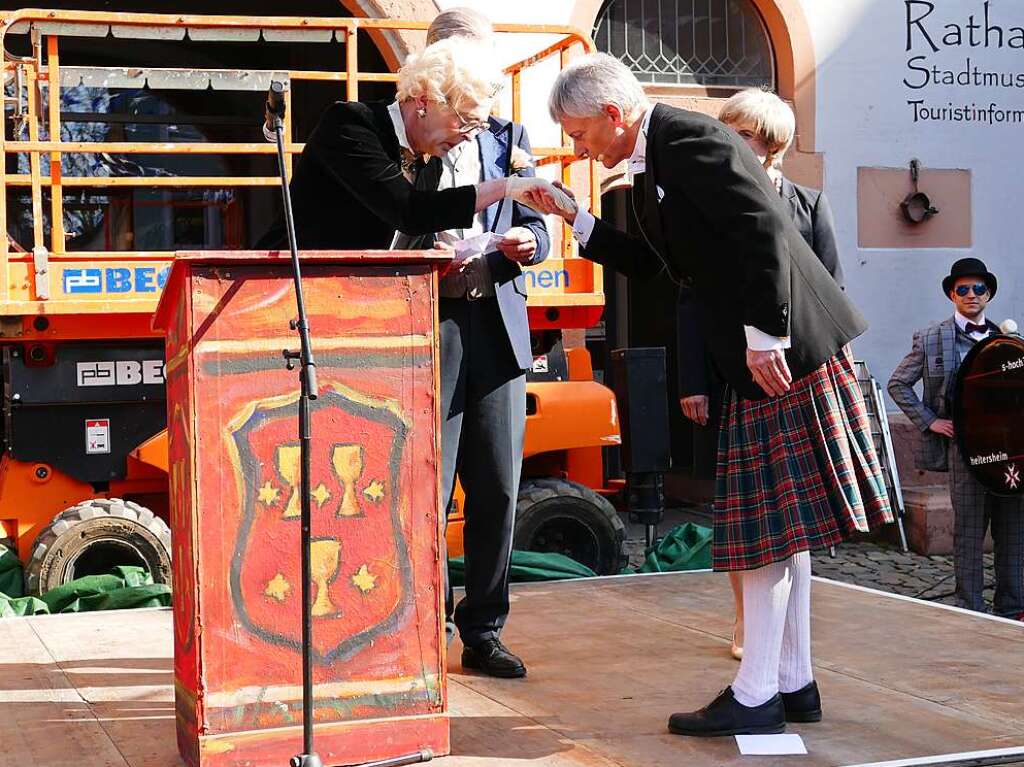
[397,38,502,113]
[718,88,796,168]
[426,7,493,45]
[548,53,650,122]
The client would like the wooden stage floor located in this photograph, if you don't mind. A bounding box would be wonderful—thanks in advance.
[2,572,1023,767]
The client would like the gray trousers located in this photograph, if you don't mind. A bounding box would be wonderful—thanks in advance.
[949,443,1024,617]
[440,297,526,646]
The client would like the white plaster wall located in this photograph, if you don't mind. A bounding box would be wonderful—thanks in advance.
[441,0,1024,397]
[805,0,1023,396]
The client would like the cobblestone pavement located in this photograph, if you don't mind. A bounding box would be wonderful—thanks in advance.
[624,512,997,611]
[808,541,995,609]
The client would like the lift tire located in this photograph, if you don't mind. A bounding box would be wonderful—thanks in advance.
[24,498,172,597]
[514,478,626,576]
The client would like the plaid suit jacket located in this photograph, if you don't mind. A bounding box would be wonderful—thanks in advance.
[887,317,958,472]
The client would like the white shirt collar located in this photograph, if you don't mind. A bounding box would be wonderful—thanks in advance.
[387,100,412,153]
[955,311,989,334]
[627,105,655,178]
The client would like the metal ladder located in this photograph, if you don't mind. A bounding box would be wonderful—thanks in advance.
[854,359,910,552]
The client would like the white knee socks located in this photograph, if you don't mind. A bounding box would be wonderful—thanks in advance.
[778,552,814,694]
[731,552,813,707]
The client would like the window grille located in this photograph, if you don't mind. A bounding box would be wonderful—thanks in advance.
[594,0,775,88]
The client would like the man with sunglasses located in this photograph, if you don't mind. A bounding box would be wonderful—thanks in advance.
[889,257,1024,619]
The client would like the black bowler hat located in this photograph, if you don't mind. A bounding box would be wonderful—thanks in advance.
[942,257,997,299]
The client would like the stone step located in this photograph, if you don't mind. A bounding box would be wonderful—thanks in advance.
[902,484,993,556]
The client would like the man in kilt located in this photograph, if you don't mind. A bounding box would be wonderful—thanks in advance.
[526,55,893,736]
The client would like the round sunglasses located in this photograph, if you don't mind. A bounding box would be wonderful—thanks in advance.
[954,283,989,297]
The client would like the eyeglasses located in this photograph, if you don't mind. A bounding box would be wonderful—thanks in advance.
[443,99,490,138]
[955,283,989,297]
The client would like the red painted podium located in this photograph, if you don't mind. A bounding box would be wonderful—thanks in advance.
[153,251,449,767]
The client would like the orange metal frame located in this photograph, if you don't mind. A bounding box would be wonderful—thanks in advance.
[0,9,603,321]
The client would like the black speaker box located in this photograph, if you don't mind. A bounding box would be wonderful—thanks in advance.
[609,347,672,474]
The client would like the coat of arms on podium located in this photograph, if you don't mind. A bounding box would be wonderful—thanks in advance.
[227,383,413,663]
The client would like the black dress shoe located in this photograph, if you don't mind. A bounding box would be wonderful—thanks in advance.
[668,687,785,737]
[782,681,822,723]
[461,638,527,679]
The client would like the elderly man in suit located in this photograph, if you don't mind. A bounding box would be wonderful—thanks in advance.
[423,8,550,679]
[888,258,1024,619]
[527,53,891,737]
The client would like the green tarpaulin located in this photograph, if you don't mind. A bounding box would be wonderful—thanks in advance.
[634,522,713,573]
[0,544,23,599]
[0,550,171,618]
[448,523,712,585]
[40,566,171,614]
[449,549,597,586]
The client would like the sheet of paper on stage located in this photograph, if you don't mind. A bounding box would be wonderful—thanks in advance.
[735,734,808,755]
[453,231,504,265]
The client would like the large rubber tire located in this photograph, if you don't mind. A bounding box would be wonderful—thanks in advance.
[25,498,171,597]
[514,478,626,576]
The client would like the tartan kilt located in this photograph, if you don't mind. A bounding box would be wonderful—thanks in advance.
[713,347,893,571]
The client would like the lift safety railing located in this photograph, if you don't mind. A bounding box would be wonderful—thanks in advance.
[0,9,602,316]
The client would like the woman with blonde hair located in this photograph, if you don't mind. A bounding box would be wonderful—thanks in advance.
[678,87,844,662]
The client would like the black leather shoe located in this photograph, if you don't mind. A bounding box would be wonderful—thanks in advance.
[782,681,822,723]
[461,638,527,679]
[668,687,785,737]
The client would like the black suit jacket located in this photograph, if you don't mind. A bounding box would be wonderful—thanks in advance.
[257,100,476,250]
[780,177,843,290]
[679,176,845,397]
[582,103,867,400]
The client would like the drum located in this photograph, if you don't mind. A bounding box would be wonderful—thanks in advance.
[953,333,1024,496]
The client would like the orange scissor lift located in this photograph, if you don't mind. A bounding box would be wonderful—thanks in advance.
[0,9,626,597]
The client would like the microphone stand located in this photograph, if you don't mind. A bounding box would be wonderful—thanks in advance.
[264,82,432,767]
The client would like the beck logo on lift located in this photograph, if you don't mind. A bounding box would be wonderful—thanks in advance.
[76,360,166,387]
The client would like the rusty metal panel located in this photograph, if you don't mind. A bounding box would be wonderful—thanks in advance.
[109,23,186,40]
[261,28,337,43]
[187,27,260,43]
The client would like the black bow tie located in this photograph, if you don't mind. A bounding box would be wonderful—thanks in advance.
[964,322,989,335]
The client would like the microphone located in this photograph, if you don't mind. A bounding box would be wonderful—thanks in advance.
[263,80,287,142]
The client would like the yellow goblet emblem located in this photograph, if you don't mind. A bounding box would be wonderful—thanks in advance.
[275,444,301,519]
[310,539,342,618]
[332,444,365,517]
